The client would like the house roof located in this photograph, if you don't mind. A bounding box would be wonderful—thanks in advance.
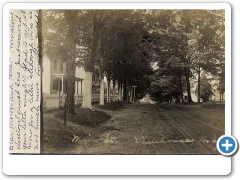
[52,73,84,81]
[75,77,84,81]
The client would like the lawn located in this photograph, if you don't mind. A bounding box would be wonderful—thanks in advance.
[94,101,123,111]
[55,108,111,127]
[43,107,111,154]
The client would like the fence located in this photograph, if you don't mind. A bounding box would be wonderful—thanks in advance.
[43,93,105,110]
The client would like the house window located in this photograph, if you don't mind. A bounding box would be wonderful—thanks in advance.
[53,78,57,90]
[54,59,57,71]
[60,62,63,72]
[52,78,62,92]
[66,63,68,71]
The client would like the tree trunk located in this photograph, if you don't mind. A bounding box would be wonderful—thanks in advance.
[112,78,116,102]
[107,81,109,103]
[185,68,193,102]
[121,82,123,101]
[198,65,201,103]
[127,83,130,102]
[178,73,184,103]
[99,75,104,105]
[219,93,222,105]
[132,86,134,102]
[123,76,127,101]
[83,18,102,108]
[66,65,75,114]
[66,14,76,115]
[81,71,93,109]
[118,81,123,101]
[107,77,111,103]
[64,95,67,126]
[118,80,120,101]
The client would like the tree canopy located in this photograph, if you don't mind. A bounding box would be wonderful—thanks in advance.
[42,9,225,111]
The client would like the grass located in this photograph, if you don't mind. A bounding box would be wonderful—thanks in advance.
[177,101,225,109]
[43,107,111,154]
[55,108,111,127]
[43,114,88,153]
[179,101,201,105]
[95,101,123,111]
[201,102,225,109]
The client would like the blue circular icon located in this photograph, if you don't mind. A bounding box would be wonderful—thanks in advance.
[217,135,238,156]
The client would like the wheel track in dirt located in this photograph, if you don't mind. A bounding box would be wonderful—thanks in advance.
[156,105,217,154]
[170,105,224,132]
[93,103,219,154]
[144,106,196,154]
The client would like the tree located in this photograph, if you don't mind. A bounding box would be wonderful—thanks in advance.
[195,74,214,102]
[149,66,183,103]
[65,10,78,114]
[43,10,112,110]
[146,10,194,102]
[147,10,225,103]
[98,10,154,102]
[42,10,78,114]
[217,70,225,104]
[79,10,110,109]
[188,10,225,102]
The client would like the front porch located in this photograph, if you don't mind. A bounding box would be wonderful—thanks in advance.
[51,73,84,95]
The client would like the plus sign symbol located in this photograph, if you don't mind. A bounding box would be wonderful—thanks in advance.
[217,135,238,156]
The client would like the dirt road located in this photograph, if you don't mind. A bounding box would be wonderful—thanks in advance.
[70,103,224,154]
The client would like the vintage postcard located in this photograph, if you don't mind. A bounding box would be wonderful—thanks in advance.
[3,2,232,175]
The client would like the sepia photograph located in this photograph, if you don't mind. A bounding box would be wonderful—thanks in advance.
[40,9,225,155]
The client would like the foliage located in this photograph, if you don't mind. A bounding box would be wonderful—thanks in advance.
[42,9,225,107]
[147,10,225,102]
[195,74,214,102]
[98,10,154,97]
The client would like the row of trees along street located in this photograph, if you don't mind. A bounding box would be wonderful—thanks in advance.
[41,10,225,115]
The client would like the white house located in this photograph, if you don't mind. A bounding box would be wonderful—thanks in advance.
[42,57,85,95]
[42,57,101,109]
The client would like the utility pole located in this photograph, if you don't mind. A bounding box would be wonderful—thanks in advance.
[132,86,137,102]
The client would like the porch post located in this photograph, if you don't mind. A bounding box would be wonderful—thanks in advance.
[61,76,64,95]
[58,78,61,108]
[80,81,83,94]
[74,81,77,95]
[77,81,79,94]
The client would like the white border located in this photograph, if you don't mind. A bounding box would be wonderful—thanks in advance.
[2,3,231,175]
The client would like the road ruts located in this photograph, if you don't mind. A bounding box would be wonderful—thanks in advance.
[163,105,224,143]
[170,105,224,132]
[70,103,223,154]
[156,105,219,154]
[143,106,195,154]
